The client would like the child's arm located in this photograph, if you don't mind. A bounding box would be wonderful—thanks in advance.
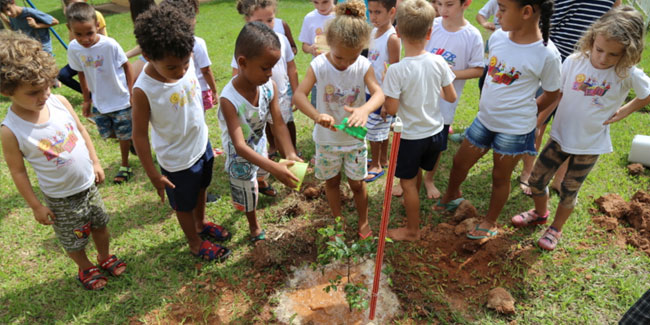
[476,13,495,31]
[452,67,484,80]
[346,67,384,127]
[122,62,134,95]
[26,16,58,29]
[441,83,457,103]
[57,95,105,184]
[1,126,55,225]
[287,60,299,107]
[301,42,317,56]
[387,34,400,65]
[537,92,562,128]
[293,66,335,129]
[269,81,300,161]
[604,94,650,125]
[220,96,299,188]
[200,66,219,106]
[131,87,176,202]
[78,71,92,117]
[125,45,142,59]
[384,96,399,116]
[282,20,298,55]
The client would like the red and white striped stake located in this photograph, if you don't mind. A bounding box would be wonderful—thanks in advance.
[369,117,403,320]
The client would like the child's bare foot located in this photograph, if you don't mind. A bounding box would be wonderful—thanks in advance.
[424,179,441,199]
[387,227,420,241]
[358,222,372,239]
[392,182,403,197]
[518,173,532,196]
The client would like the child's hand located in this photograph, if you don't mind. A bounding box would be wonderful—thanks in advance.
[33,205,55,225]
[482,22,496,31]
[344,106,368,127]
[275,161,300,189]
[93,161,105,184]
[316,113,336,130]
[211,90,218,106]
[285,153,303,163]
[603,109,625,125]
[380,107,388,122]
[82,101,92,118]
[151,174,175,203]
[26,17,37,28]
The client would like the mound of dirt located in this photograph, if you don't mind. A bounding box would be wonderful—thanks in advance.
[387,201,537,320]
[592,191,650,256]
[627,163,645,176]
[487,287,516,314]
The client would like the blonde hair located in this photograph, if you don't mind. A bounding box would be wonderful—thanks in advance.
[577,6,645,78]
[325,1,371,49]
[236,0,276,17]
[396,0,435,41]
[0,31,58,95]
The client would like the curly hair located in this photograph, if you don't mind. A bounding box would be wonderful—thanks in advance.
[577,6,645,79]
[0,31,58,95]
[325,0,371,49]
[66,2,97,24]
[236,0,276,17]
[396,0,435,41]
[160,0,199,20]
[234,21,280,59]
[134,4,195,61]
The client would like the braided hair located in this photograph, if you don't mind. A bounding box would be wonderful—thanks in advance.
[513,0,554,46]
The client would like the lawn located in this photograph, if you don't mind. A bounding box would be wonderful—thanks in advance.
[1,0,649,323]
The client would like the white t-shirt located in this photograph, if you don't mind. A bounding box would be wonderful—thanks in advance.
[1,95,94,198]
[478,29,562,135]
[426,17,484,124]
[551,54,650,154]
[367,26,398,92]
[232,32,294,111]
[218,79,274,180]
[382,52,455,140]
[193,36,212,92]
[478,0,500,29]
[273,18,285,35]
[311,54,370,146]
[299,9,334,49]
[68,35,130,114]
[133,59,208,172]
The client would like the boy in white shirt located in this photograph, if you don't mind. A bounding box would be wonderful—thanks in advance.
[66,2,134,184]
[131,5,231,262]
[382,0,456,241]
[421,0,484,199]
[1,31,125,290]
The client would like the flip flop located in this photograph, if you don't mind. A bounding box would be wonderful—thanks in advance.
[359,230,373,240]
[250,230,266,244]
[467,225,498,240]
[259,185,277,197]
[434,197,465,212]
[364,170,385,182]
[518,176,532,196]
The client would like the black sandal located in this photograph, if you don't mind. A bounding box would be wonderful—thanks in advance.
[114,166,133,184]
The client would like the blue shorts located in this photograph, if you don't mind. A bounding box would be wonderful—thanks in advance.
[160,141,214,212]
[395,131,445,179]
[92,106,132,140]
[465,118,536,156]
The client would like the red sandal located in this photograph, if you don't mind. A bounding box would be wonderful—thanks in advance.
[98,255,127,277]
[192,240,231,262]
[78,266,107,290]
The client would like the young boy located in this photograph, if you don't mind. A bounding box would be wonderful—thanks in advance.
[1,30,125,290]
[66,2,134,184]
[0,0,59,55]
[421,0,484,199]
[383,0,456,241]
[364,0,400,183]
[131,4,231,261]
[220,22,301,242]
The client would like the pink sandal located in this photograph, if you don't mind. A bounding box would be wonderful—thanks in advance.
[538,226,562,251]
[511,209,549,227]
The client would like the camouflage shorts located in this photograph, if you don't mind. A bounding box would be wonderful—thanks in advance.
[43,184,109,252]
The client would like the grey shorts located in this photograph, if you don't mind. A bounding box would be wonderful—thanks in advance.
[43,184,109,252]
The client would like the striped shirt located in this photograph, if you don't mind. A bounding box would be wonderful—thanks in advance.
[549,0,616,60]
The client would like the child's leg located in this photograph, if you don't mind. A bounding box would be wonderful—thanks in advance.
[67,250,96,271]
[388,174,421,241]
[265,122,277,157]
[392,180,403,197]
[366,140,383,179]
[57,64,82,93]
[348,179,369,235]
[551,160,568,193]
[325,174,343,218]
[245,210,263,238]
[176,210,204,254]
[423,158,441,199]
[440,139,488,204]
[380,138,389,167]
[287,121,297,150]
[118,139,131,167]
[193,187,209,231]
[550,153,599,231]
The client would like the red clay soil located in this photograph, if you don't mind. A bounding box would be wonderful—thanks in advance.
[386,200,540,320]
[593,191,650,256]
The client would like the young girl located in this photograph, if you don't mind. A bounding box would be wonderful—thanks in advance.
[220,22,301,242]
[294,0,384,239]
[233,0,299,169]
[436,0,562,240]
[512,6,650,250]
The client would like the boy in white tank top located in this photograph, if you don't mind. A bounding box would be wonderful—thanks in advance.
[1,31,126,290]
[131,5,231,262]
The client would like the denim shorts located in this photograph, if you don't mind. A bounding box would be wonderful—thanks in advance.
[92,106,132,140]
[465,117,536,156]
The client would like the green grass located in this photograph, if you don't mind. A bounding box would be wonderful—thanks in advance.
[1,0,650,323]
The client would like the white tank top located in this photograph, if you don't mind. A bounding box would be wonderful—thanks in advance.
[367,26,397,90]
[133,60,208,172]
[2,95,94,198]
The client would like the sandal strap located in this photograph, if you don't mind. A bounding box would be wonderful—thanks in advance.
[78,266,107,290]
[195,240,230,261]
[99,255,126,276]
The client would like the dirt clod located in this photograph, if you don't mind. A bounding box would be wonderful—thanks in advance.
[592,216,618,231]
[592,191,650,256]
[454,218,479,236]
[302,186,320,199]
[627,163,645,176]
[451,200,480,223]
[595,193,629,219]
[487,287,515,314]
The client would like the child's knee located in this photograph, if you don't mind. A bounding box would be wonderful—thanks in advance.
[348,179,365,192]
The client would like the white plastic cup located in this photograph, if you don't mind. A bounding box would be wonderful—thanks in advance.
[629,135,650,167]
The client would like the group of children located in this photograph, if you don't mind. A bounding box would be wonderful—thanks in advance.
[1,0,649,290]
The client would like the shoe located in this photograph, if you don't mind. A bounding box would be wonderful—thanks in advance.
[113,166,133,184]
[467,225,498,240]
[192,240,230,262]
[364,170,385,182]
[434,198,464,212]
[198,222,231,242]
[538,226,561,250]
[511,209,549,227]
[259,184,277,197]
